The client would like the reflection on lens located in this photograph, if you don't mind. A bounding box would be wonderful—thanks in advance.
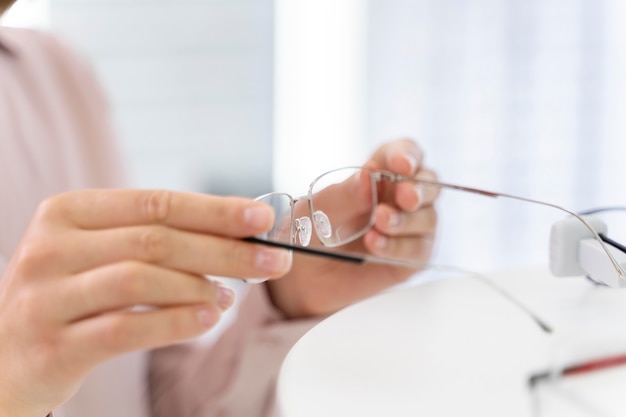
[310,167,377,247]
[313,210,332,238]
[295,216,312,246]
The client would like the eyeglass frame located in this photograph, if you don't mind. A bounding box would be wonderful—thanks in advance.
[244,165,626,284]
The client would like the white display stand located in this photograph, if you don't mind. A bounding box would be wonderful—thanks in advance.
[277,268,626,417]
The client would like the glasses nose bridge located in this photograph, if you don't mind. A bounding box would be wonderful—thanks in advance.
[293,193,337,247]
[291,194,314,247]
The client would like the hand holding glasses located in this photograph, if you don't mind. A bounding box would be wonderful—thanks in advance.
[245,166,626,330]
[247,166,626,281]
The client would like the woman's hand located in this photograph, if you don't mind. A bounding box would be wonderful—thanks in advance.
[0,190,291,417]
[267,139,439,318]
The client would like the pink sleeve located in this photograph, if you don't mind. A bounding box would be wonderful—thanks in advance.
[0,28,127,260]
[1,28,141,417]
[149,284,322,417]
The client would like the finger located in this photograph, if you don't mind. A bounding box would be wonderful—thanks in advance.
[302,168,374,223]
[64,304,221,367]
[366,138,424,176]
[363,229,436,263]
[374,205,437,237]
[69,226,292,279]
[57,262,235,322]
[394,168,440,211]
[45,189,274,236]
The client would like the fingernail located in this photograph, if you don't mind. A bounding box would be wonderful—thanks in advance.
[388,211,401,227]
[376,235,388,250]
[218,286,235,310]
[414,183,425,209]
[256,248,292,275]
[405,154,418,174]
[197,307,218,329]
[244,205,273,229]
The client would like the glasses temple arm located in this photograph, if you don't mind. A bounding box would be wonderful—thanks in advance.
[244,236,552,333]
[243,237,365,264]
[389,174,626,281]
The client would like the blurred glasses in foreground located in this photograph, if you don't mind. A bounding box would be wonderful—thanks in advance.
[529,352,626,416]
[245,166,626,331]
[528,316,626,416]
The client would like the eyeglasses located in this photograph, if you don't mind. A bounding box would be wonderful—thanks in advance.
[527,318,626,416]
[245,167,626,332]
[244,166,626,330]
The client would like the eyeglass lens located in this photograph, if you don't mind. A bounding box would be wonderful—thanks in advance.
[308,167,377,247]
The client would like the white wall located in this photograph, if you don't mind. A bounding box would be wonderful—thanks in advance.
[273,0,367,196]
[50,0,275,196]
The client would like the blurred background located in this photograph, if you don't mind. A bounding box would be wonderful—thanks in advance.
[3,0,626,274]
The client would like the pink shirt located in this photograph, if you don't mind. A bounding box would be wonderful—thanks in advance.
[0,27,318,417]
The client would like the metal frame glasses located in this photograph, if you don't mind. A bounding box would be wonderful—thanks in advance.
[245,166,626,286]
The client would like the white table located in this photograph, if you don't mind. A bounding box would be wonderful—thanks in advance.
[277,268,626,417]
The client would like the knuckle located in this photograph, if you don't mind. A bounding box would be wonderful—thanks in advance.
[100,315,135,350]
[114,263,146,301]
[141,190,173,223]
[34,191,83,225]
[34,195,64,221]
[13,240,59,276]
[16,198,73,275]
[138,227,170,262]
